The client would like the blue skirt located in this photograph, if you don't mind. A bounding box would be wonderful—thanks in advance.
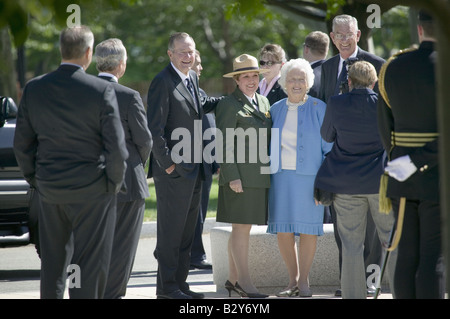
[268,170,324,236]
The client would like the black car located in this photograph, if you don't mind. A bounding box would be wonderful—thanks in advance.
[0,96,39,251]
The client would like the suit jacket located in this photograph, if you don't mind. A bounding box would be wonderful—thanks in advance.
[199,88,220,178]
[99,75,152,202]
[315,88,384,194]
[215,88,272,188]
[146,63,218,179]
[377,41,439,202]
[270,96,332,175]
[309,59,325,100]
[14,64,128,203]
[319,47,385,104]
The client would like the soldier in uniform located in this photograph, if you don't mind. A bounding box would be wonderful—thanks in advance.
[377,10,444,299]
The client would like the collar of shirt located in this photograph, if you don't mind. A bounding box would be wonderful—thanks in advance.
[259,74,280,97]
[60,62,84,71]
[98,72,118,82]
[243,93,258,107]
[171,62,190,84]
[338,48,358,76]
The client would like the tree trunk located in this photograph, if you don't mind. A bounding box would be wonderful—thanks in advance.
[0,29,18,101]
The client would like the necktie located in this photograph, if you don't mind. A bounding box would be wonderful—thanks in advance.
[335,60,347,95]
[186,78,198,111]
[252,99,259,111]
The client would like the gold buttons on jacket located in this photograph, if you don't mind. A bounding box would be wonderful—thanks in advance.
[420,164,429,172]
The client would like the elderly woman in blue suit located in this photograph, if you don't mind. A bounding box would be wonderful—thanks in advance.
[268,58,332,297]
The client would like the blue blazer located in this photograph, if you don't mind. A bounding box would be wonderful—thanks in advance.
[315,88,385,194]
[269,96,332,175]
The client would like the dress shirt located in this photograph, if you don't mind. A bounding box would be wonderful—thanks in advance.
[259,75,280,97]
[244,93,259,111]
[337,49,358,79]
[98,72,118,82]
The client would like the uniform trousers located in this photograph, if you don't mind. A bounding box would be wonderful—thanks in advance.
[391,198,444,299]
[38,192,116,299]
[334,193,396,299]
[104,198,145,298]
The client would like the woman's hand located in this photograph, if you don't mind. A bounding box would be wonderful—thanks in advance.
[229,179,243,193]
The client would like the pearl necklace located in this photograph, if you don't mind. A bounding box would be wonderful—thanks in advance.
[286,95,308,110]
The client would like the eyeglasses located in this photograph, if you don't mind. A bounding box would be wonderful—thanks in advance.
[259,60,281,67]
[333,33,356,41]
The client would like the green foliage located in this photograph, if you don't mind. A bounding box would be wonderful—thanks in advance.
[3,0,412,97]
[21,0,313,91]
[316,0,347,18]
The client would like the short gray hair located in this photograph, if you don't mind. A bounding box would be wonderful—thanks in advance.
[168,32,194,51]
[332,14,359,32]
[279,58,315,93]
[95,38,127,72]
[59,26,94,60]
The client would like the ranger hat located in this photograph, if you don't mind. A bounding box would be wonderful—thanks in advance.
[223,54,269,78]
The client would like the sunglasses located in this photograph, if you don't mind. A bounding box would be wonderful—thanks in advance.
[259,60,281,67]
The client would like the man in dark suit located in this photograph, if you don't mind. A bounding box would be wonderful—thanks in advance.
[146,32,220,299]
[319,15,385,104]
[302,31,329,100]
[14,26,128,299]
[318,14,385,296]
[95,38,153,299]
[189,50,219,270]
[377,10,443,299]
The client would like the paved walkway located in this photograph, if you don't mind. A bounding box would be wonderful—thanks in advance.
[0,219,393,300]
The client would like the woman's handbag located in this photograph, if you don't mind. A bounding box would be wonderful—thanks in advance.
[314,187,334,206]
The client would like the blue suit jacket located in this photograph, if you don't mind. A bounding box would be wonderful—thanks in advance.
[269,96,332,175]
[315,88,385,194]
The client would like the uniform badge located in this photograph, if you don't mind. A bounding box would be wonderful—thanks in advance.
[265,111,271,119]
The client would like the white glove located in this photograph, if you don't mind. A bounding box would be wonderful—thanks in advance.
[385,155,417,182]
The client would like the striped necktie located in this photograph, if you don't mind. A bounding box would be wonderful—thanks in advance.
[186,78,198,111]
[335,60,347,95]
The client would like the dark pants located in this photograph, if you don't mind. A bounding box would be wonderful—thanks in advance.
[38,193,116,299]
[190,175,212,263]
[104,198,145,299]
[154,171,202,295]
[391,198,444,298]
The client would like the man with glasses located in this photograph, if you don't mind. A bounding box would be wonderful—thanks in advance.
[318,14,385,297]
[319,14,385,103]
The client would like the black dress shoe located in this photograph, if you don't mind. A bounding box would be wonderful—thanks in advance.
[181,289,205,299]
[157,289,193,299]
[190,260,213,270]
